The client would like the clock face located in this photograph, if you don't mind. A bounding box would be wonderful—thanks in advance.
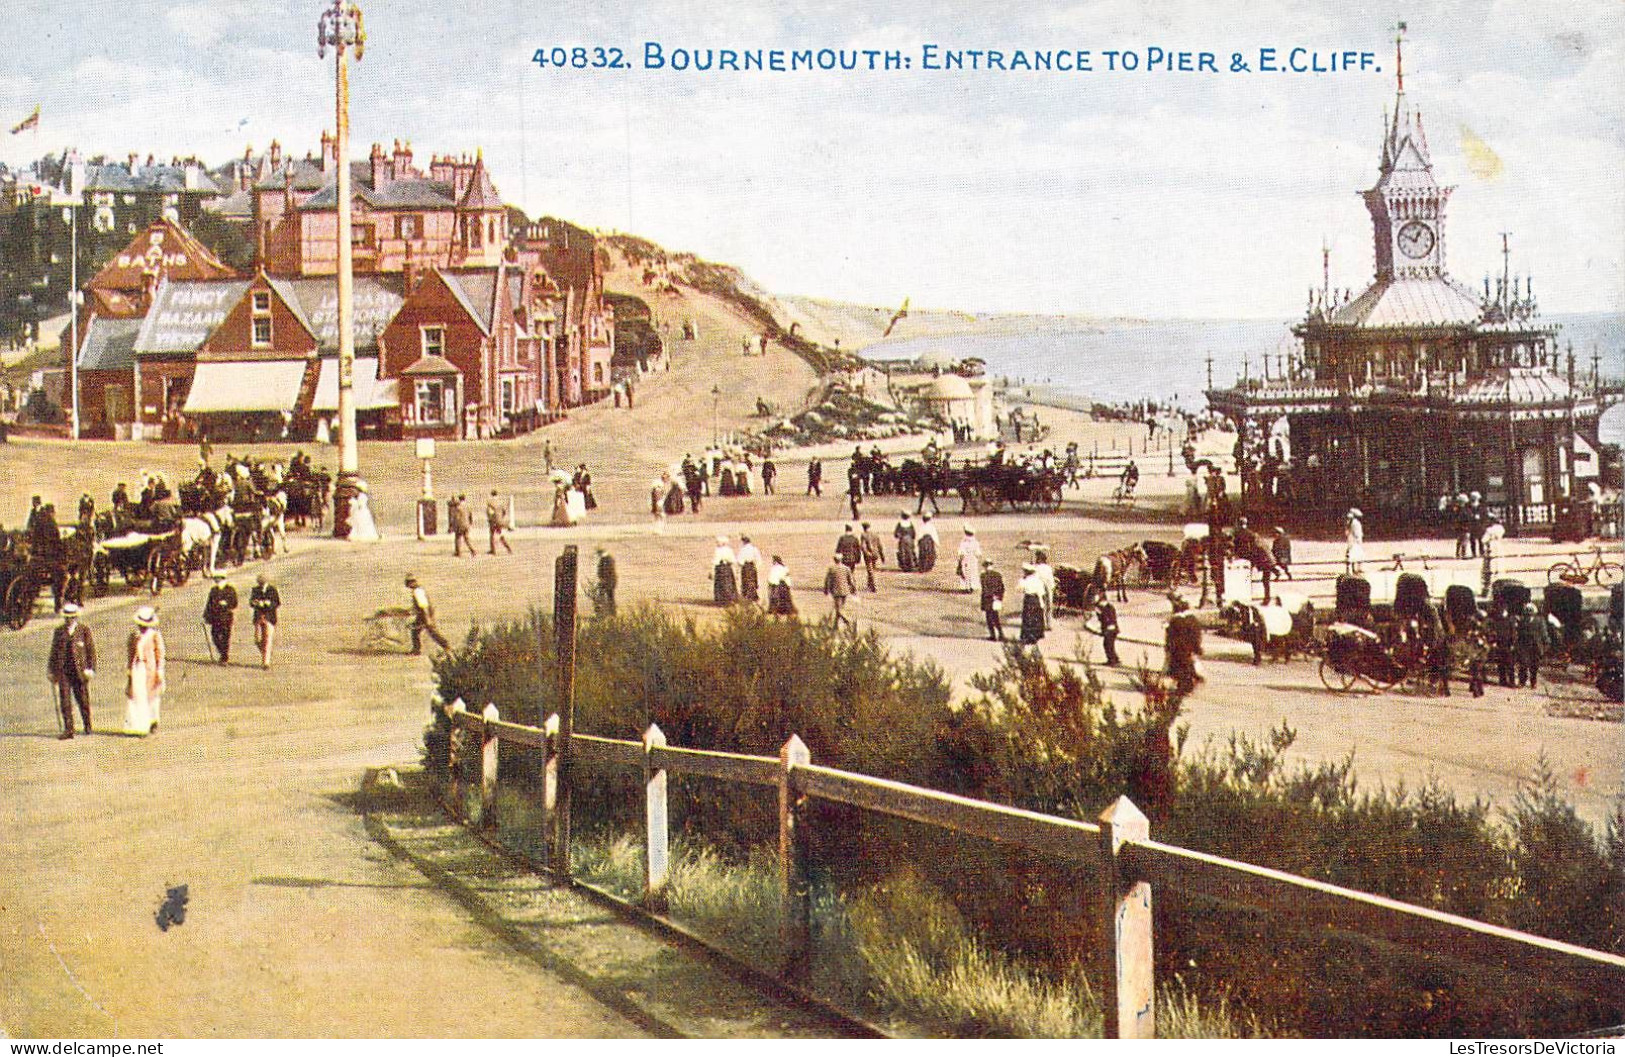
[1397,220,1436,259]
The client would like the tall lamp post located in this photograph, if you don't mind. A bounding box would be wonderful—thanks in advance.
[64,203,79,440]
[711,384,721,446]
[317,0,366,537]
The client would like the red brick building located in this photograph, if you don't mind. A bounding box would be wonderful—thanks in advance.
[254,137,508,278]
[67,220,239,437]
[61,135,616,441]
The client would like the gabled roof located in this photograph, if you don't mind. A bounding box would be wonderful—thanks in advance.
[134,278,250,354]
[263,274,404,352]
[437,269,498,334]
[88,218,236,294]
[402,353,459,376]
[76,315,143,371]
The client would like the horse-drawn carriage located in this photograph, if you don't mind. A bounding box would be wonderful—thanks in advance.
[91,529,187,596]
[950,460,1066,515]
[0,528,93,629]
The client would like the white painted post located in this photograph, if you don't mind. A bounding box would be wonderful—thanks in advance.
[479,702,500,827]
[542,713,560,867]
[447,698,468,816]
[778,735,812,982]
[1098,796,1154,1039]
[643,724,669,911]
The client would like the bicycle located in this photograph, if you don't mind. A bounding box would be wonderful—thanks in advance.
[1546,545,1623,588]
[1111,482,1137,508]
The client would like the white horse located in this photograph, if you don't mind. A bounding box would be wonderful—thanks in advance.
[179,504,234,575]
[265,490,290,555]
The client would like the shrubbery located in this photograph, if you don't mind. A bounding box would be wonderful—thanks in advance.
[426,607,1623,1037]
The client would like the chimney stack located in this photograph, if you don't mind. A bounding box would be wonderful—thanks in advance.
[320,130,335,173]
[370,141,387,191]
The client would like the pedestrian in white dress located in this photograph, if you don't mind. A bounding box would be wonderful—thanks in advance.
[1344,507,1365,575]
[121,606,166,736]
[955,526,983,593]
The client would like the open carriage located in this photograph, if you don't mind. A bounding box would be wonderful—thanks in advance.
[950,461,1066,515]
[92,529,186,596]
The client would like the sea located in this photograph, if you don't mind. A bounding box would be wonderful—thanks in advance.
[862,312,1625,440]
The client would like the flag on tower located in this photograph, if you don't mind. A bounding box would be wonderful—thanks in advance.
[9,106,40,135]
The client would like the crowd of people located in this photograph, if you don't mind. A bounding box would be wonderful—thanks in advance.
[654,447,772,519]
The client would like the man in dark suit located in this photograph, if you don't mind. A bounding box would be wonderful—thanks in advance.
[249,573,281,670]
[48,603,96,739]
[204,573,238,664]
[835,524,862,574]
[979,559,1006,642]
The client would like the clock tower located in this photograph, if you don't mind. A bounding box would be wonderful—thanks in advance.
[1361,27,1451,280]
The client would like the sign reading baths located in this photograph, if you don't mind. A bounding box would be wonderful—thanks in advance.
[533,43,1382,75]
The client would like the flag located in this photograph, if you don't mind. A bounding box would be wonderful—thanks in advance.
[882,296,910,338]
[9,106,40,135]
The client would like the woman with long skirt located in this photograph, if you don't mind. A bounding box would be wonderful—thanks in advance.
[893,513,917,573]
[1018,563,1046,646]
[737,535,762,603]
[120,606,166,736]
[712,536,739,605]
[917,513,939,573]
[767,557,796,617]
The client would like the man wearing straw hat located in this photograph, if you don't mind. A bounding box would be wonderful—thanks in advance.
[47,603,96,739]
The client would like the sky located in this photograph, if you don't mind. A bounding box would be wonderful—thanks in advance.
[3,0,1622,318]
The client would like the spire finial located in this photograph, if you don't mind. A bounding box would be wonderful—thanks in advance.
[1395,21,1407,95]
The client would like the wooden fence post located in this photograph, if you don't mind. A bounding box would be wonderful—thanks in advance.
[448,698,468,818]
[542,713,560,867]
[553,546,579,882]
[479,702,499,827]
[643,724,669,912]
[778,734,812,983]
[1097,795,1154,1039]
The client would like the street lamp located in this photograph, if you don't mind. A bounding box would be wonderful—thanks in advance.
[711,384,721,445]
[317,0,366,537]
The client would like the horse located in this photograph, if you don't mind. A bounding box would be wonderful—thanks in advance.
[1090,542,1148,604]
[179,504,233,576]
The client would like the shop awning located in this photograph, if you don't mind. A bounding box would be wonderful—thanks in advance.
[312,357,398,411]
[182,360,307,414]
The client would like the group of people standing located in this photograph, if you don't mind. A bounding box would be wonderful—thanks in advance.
[658,449,770,518]
[711,535,796,617]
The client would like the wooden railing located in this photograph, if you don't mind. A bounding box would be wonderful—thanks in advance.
[441,702,1625,1038]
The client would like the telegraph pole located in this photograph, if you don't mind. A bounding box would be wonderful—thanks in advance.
[317,0,366,536]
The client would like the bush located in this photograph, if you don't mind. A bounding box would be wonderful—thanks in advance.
[428,603,952,853]
[423,604,1622,1036]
